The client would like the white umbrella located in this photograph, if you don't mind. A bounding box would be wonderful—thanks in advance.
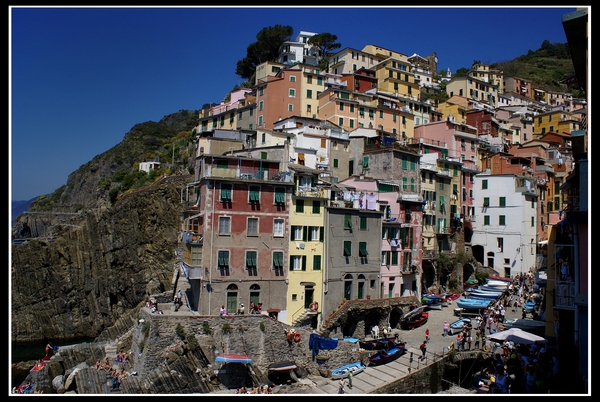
[488,327,546,345]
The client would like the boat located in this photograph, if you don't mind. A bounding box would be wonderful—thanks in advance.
[400,306,429,330]
[267,360,297,372]
[524,300,536,312]
[488,275,511,283]
[215,354,252,364]
[426,303,443,310]
[359,337,396,350]
[368,342,406,366]
[479,285,507,293]
[500,318,546,335]
[446,293,461,301]
[331,361,366,379]
[456,297,490,310]
[463,279,479,289]
[468,290,502,300]
[485,279,510,288]
[448,318,473,335]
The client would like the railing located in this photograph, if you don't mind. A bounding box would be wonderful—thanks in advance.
[291,304,309,325]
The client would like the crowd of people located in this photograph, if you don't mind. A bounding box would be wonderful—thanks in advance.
[236,384,273,394]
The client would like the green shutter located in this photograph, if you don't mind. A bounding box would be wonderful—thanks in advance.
[313,255,321,271]
[392,251,398,265]
[275,188,285,203]
[302,256,307,271]
[359,242,368,256]
[273,252,283,267]
[363,156,369,167]
[344,214,352,228]
[344,241,352,256]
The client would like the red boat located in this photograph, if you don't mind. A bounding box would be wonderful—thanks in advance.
[400,306,429,330]
[488,275,511,283]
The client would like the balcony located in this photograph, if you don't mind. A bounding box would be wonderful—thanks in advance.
[202,167,293,183]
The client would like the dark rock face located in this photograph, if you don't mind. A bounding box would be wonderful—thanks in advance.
[11,176,188,343]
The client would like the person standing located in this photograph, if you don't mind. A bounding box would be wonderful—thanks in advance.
[347,371,353,389]
[443,321,449,337]
[425,328,430,342]
[419,340,427,360]
[338,378,346,394]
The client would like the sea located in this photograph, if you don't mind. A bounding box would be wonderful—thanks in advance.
[11,338,95,390]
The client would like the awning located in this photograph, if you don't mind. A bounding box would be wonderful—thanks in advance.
[538,240,548,245]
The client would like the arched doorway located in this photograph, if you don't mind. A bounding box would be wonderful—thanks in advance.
[344,274,353,300]
[226,284,238,314]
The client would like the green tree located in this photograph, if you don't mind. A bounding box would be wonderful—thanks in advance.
[307,32,342,71]
[235,24,294,81]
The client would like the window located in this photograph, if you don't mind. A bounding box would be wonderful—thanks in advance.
[313,255,321,271]
[497,238,504,252]
[274,188,285,204]
[312,200,320,214]
[349,119,354,128]
[220,183,232,201]
[339,102,344,111]
[499,215,506,225]
[339,117,344,126]
[309,226,321,241]
[391,251,398,265]
[483,197,489,207]
[289,89,296,97]
[344,213,352,229]
[317,76,323,85]
[259,87,264,96]
[360,216,367,230]
[247,217,258,236]
[289,75,296,82]
[249,185,260,204]
[531,216,535,227]
[273,219,284,236]
[218,250,229,269]
[482,180,488,189]
[296,199,304,213]
[333,159,339,168]
[307,89,312,98]
[218,216,231,235]
[343,241,352,256]
[461,139,466,150]
[291,225,305,241]
[259,100,264,111]
[359,242,368,256]
[191,245,202,266]
[499,197,506,207]
[246,251,257,269]
[291,255,306,271]
[272,251,283,270]
[484,215,490,226]
[288,104,293,112]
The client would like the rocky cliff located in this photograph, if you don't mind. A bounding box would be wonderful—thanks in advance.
[11,175,189,343]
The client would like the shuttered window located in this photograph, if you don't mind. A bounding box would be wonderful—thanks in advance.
[359,242,368,256]
[273,252,283,269]
[275,188,285,204]
[344,214,352,229]
[218,250,229,268]
[249,186,260,203]
[220,184,232,201]
[246,251,257,268]
[343,241,352,256]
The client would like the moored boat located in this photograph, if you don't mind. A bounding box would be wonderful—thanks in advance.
[500,318,546,335]
[456,297,490,310]
[331,361,366,379]
[400,306,429,330]
[488,275,511,283]
[368,343,406,366]
[359,337,396,350]
[267,360,297,372]
[215,354,252,364]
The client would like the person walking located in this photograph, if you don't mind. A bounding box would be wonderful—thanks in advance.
[443,321,449,337]
[425,328,430,342]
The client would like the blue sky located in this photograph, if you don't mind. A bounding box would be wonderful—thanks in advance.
[9,6,577,201]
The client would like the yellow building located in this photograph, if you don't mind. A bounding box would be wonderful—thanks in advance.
[533,109,582,137]
[286,166,327,327]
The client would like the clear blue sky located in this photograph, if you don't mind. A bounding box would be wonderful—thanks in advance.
[9,6,577,201]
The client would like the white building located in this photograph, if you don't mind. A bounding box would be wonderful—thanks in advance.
[139,161,160,173]
[471,172,538,277]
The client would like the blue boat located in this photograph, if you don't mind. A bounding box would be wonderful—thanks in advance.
[368,343,406,366]
[331,361,366,379]
[524,300,536,312]
[468,290,502,300]
[456,297,490,310]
